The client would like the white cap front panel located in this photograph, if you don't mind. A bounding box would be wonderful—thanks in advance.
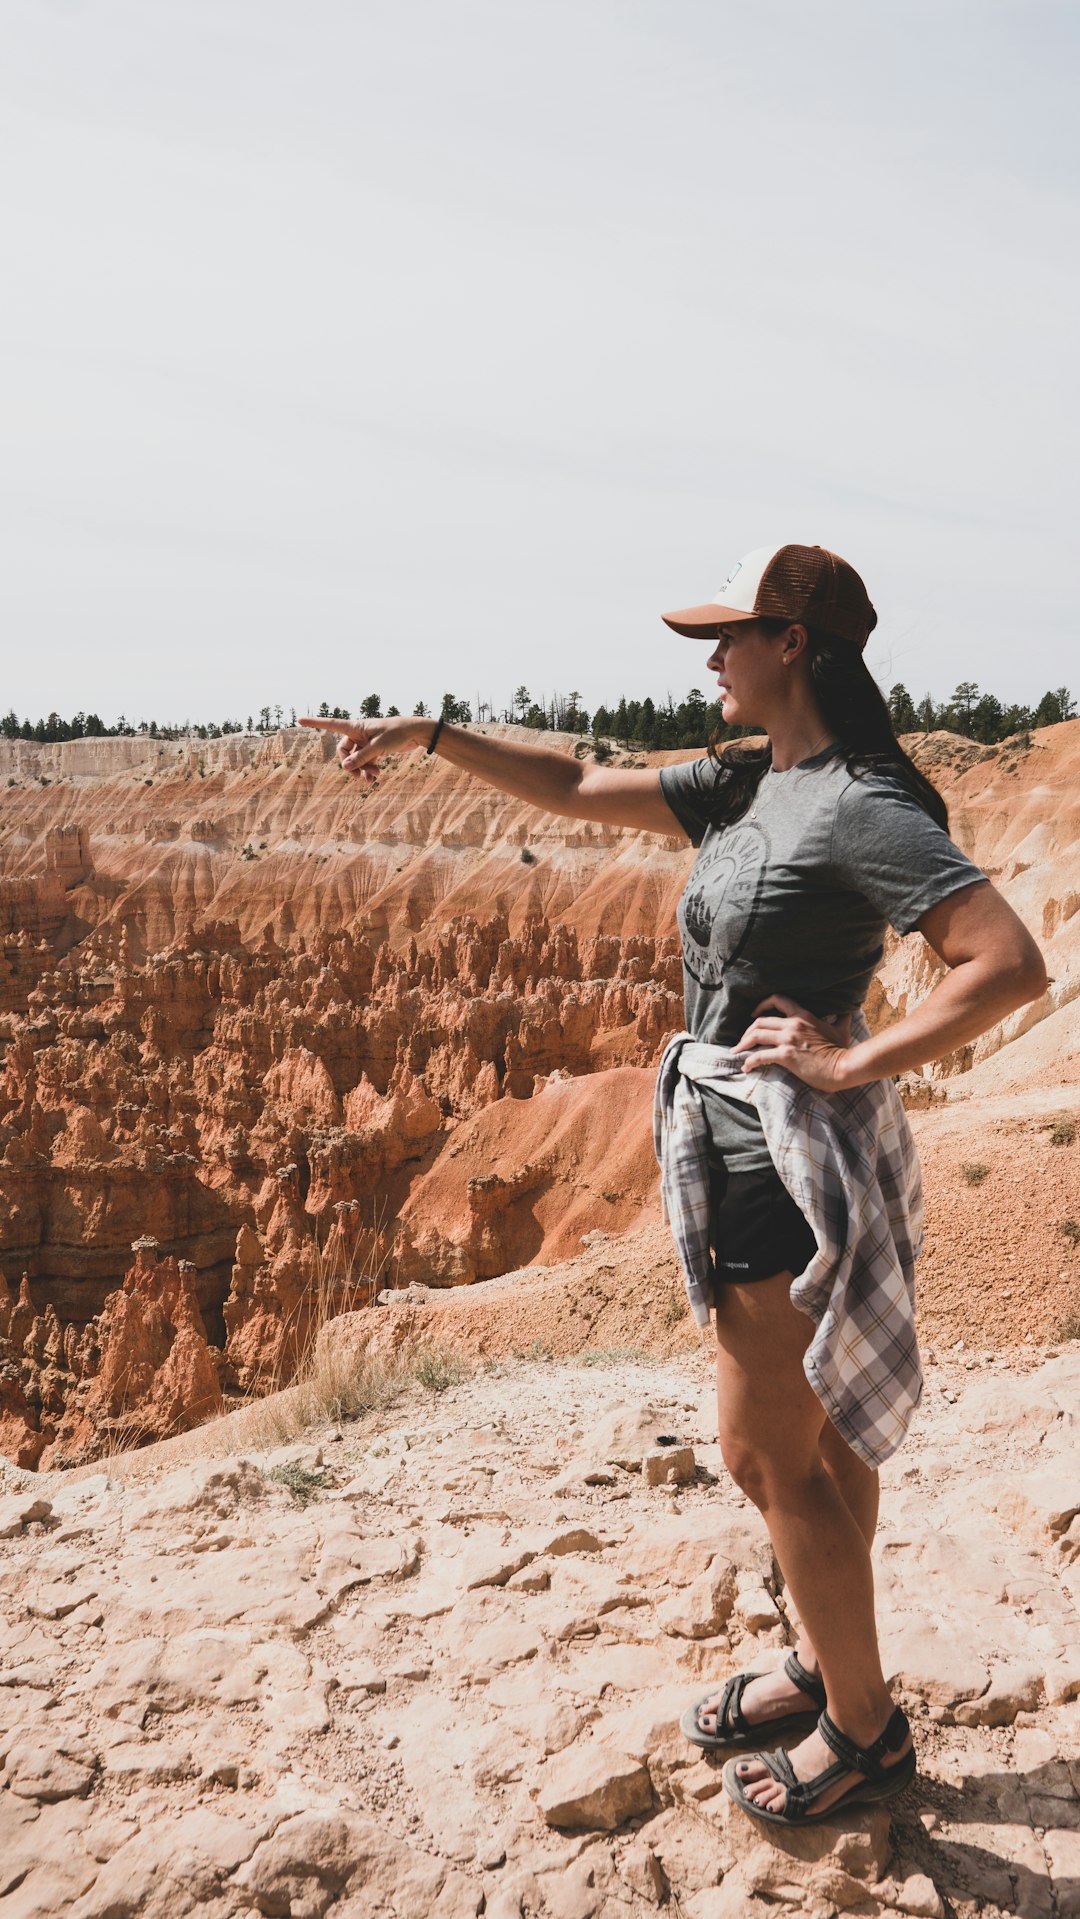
[710,545,783,613]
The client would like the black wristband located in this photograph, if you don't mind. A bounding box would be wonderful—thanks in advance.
[426,717,444,756]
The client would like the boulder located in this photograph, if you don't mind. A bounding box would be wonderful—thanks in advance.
[954,1664,1044,1726]
[4,1741,96,1802]
[535,1742,653,1830]
[580,1402,687,1471]
[644,1445,696,1488]
[0,1493,52,1538]
[657,1559,737,1638]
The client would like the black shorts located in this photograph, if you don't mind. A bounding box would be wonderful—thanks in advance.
[709,1160,818,1285]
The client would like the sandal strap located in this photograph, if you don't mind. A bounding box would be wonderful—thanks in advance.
[783,1651,827,1706]
[717,1671,754,1740]
[818,1705,910,1777]
[697,1670,753,1740]
[736,1744,851,1821]
[740,1745,798,1793]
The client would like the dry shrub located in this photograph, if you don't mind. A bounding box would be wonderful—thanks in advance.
[248,1340,412,1451]
[413,1344,471,1393]
[574,1344,655,1367]
[246,1228,473,1449]
[93,1383,154,1470]
[265,1461,339,1505]
[248,1333,475,1451]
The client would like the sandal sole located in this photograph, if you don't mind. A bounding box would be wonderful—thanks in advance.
[721,1749,917,1824]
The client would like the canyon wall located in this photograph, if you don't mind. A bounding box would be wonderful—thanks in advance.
[0,721,1077,1465]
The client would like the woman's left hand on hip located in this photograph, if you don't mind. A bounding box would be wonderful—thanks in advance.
[734,995,854,1092]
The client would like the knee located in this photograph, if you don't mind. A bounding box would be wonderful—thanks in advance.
[717,1432,777,1509]
[717,1429,824,1512]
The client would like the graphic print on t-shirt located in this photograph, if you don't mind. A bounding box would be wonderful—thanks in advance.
[677,821,769,988]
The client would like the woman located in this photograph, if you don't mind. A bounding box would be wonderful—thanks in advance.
[301,542,1046,1827]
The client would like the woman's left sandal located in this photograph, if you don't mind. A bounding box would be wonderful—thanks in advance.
[722,1705,916,1826]
[680,1651,826,1753]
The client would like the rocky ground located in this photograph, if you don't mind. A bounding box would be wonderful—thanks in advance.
[2,1336,1078,1919]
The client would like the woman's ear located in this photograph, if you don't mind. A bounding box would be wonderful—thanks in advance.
[782,622,810,662]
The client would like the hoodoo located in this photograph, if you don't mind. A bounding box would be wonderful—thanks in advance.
[0,721,1077,1465]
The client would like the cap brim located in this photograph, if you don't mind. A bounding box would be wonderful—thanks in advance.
[660,603,759,638]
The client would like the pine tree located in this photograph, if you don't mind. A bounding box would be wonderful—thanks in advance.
[947,682,980,737]
[970,693,1003,743]
[1033,688,1076,727]
[888,684,919,733]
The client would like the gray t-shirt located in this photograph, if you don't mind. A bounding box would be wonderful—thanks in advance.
[659,744,987,1173]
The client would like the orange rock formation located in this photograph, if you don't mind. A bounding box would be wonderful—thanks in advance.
[0,721,1077,1465]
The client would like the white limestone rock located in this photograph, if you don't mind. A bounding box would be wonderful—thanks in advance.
[657,1559,737,1639]
[644,1445,696,1488]
[954,1664,1043,1726]
[535,1742,653,1830]
[0,1493,52,1538]
[4,1741,96,1803]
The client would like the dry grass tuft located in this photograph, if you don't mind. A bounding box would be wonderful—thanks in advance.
[242,1225,475,1450]
[248,1342,412,1451]
[960,1162,990,1186]
[413,1343,472,1394]
[511,1336,554,1363]
[573,1344,656,1368]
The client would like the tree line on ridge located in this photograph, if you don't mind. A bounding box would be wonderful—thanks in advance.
[2,680,1074,752]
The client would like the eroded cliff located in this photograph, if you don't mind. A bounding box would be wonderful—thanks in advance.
[0,722,1077,1466]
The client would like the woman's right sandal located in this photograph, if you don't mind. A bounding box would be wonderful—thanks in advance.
[680,1650,827,1753]
[721,1704,916,1825]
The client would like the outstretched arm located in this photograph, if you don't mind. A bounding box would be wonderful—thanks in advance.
[299,714,685,838]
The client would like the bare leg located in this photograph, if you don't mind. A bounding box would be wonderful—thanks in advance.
[820,1416,879,1545]
[786,1415,880,1679]
[694,1274,881,1731]
[702,1270,910,1816]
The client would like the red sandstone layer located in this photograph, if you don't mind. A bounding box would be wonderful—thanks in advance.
[0,723,1076,1466]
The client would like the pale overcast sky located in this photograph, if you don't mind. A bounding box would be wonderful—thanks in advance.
[3,0,1078,726]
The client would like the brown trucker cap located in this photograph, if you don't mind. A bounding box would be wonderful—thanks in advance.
[662,543,877,650]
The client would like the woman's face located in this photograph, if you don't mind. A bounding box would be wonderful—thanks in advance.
[704,620,789,729]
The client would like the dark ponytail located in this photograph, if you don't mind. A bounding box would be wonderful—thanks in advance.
[705,622,949,832]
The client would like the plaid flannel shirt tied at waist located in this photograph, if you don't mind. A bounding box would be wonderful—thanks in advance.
[653,1016,925,1469]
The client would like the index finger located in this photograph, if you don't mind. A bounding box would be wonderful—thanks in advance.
[298,716,363,735]
[752,993,804,1016]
